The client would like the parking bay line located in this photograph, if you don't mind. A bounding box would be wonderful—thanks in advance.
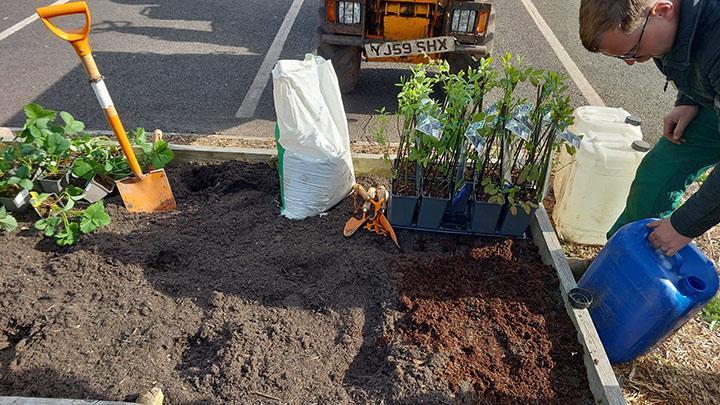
[518,0,605,107]
[0,0,70,42]
[236,0,305,119]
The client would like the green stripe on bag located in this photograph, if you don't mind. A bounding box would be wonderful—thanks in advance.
[274,123,286,210]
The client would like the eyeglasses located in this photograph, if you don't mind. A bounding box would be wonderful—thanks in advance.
[615,10,652,60]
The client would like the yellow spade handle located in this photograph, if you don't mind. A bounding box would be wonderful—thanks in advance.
[37,1,91,57]
[79,54,144,180]
[37,2,144,180]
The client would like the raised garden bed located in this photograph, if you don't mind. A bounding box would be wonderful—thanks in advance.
[0,158,618,404]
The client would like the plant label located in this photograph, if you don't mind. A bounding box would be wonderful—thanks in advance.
[416,114,443,140]
[464,122,486,153]
[514,103,534,120]
[505,118,531,141]
[558,130,581,149]
[485,103,500,126]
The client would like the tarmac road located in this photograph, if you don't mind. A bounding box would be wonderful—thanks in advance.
[0,0,674,143]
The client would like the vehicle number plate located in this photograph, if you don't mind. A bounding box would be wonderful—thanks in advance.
[364,36,456,58]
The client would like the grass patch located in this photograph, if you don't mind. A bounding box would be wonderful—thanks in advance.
[701,296,720,330]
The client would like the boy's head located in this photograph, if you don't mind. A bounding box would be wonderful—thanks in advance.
[579,0,680,65]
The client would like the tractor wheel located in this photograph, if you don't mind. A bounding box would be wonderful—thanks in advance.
[317,43,361,93]
[446,52,481,75]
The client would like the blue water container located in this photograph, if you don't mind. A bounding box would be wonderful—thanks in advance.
[578,218,718,363]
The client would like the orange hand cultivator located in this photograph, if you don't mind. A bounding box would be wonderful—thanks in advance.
[344,183,399,248]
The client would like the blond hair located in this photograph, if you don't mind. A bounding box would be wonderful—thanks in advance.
[579,0,654,52]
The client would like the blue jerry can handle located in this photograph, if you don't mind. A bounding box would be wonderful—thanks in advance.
[641,218,685,270]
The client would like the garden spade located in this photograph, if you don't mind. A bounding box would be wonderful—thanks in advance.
[36,1,176,213]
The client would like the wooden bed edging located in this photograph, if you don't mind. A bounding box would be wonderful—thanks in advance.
[530,206,625,404]
[0,137,624,404]
[169,144,391,177]
[0,398,133,405]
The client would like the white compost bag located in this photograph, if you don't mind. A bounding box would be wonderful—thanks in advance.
[272,54,355,219]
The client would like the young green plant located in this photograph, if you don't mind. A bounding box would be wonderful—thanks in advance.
[32,187,111,246]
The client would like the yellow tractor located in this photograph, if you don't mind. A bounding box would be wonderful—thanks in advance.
[318,0,494,92]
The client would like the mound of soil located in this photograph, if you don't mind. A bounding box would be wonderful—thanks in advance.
[0,161,592,404]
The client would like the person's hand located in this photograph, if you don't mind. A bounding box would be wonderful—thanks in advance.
[662,105,699,145]
[647,219,693,256]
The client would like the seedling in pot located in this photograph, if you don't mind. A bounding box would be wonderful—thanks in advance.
[30,127,73,193]
[392,61,444,197]
[0,165,35,212]
[71,142,122,202]
[31,187,110,246]
[503,70,576,217]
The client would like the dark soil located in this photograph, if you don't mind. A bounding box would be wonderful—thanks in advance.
[40,170,68,181]
[0,160,592,404]
[0,184,22,199]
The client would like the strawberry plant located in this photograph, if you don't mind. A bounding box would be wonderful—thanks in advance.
[32,189,111,246]
[129,128,174,171]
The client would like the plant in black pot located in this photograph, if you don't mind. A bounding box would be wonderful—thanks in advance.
[417,62,489,229]
[34,132,73,194]
[16,106,81,194]
[70,127,174,203]
[465,112,505,233]
[466,54,531,235]
[448,58,502,232]
[388,62,442,227]
[499,69,576,236]
[0,167,34,213]
[0,148,36,213]
[71,136,124,203]
[31,187,111,246]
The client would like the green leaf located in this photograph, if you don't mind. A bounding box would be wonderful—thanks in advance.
[152,139,173,163]
[34,218,48,231]
[35,216,62,237]
[60,111,85,134]
[131,128,147,145]
[56,222,79,246]
[63,198,75,211]
[65,186,85,201]
[24,103,56,121]
[72,158,96,180]
[45,133,71,156]
[80,201,111,234]
[30,192,51,208]
[0,207,17,232]
[18,178,34,190]
[29,125,44,141]
[565,144,576,156]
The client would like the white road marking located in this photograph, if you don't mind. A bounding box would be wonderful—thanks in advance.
[236,0,306,118]
[518,0,605,106]
[0,0,70,42]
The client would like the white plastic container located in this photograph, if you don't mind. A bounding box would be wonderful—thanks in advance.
[552,106,648,245]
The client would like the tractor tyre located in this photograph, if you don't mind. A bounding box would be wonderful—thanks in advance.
[318,43,361,93]
[446,52,481,75]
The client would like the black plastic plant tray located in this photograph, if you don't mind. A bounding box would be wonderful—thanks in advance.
[392,211,527,239]
[392,223,527,239]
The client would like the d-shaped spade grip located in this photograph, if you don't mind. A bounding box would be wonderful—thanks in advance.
[37,1,91,56]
